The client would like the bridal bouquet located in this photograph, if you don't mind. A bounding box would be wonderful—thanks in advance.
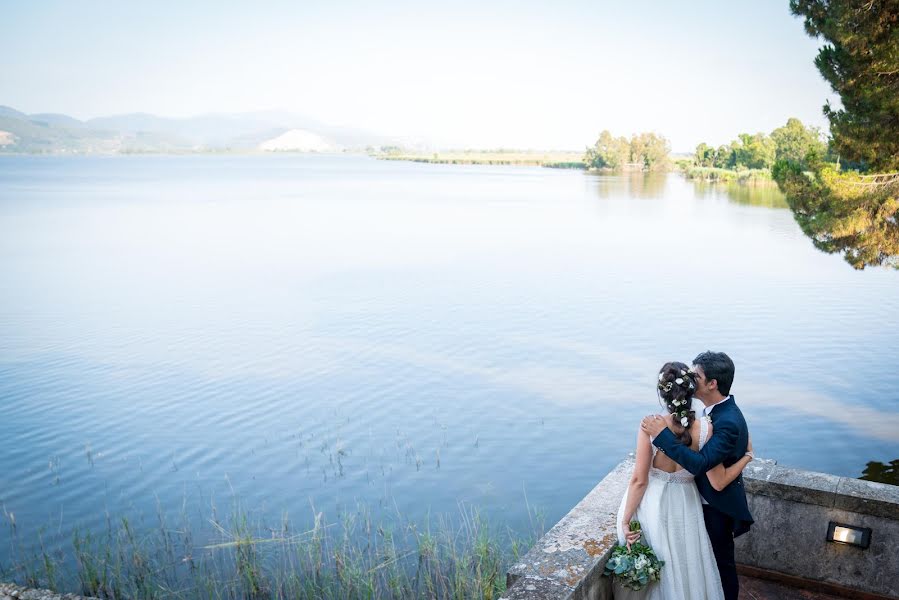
[603,521,665,591]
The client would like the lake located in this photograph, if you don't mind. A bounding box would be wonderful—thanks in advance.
[1,154,897,566]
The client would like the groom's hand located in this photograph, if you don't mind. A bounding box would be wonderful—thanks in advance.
[641,415,668,436]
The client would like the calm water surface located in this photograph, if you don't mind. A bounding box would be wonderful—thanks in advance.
[1,155,897,560]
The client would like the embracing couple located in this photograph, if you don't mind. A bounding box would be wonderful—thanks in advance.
[615,351,754,600]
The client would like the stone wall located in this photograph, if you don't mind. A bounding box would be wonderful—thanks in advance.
[737,459,899,598]
[503,457,899,599]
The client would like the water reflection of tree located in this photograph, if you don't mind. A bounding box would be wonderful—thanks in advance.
[861,459,899,486]
[776,165,899,270]
[591,172,668,199]
[691,181,789,209]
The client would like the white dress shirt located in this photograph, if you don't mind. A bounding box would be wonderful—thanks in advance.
[701,395,732,418]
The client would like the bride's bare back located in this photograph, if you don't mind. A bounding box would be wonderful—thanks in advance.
[651,413,702,473]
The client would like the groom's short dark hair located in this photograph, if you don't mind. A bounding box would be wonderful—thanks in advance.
[693,351,735,395]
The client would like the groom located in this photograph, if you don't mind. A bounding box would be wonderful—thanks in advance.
[641,350,754,600]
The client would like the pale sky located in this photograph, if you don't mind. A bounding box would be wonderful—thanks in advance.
[1,0,838,152]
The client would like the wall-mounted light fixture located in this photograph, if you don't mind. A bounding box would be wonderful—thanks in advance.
[826,522,871,549]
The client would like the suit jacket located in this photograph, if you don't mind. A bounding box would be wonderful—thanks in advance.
[652,396,754,537]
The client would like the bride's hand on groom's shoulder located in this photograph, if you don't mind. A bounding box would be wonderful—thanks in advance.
[641,414,667,436]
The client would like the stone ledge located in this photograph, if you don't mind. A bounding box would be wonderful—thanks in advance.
[833,476,899,521]
[0,583,95,600]
[741,457,779,484]
[504,457,633,600]
[758,466,841,507]
[743,461,899,520]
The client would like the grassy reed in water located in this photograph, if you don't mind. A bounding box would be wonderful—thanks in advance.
[682,166,776,185]
[2,496,544,600]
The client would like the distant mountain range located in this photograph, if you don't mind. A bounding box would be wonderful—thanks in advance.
[0,106,402,154]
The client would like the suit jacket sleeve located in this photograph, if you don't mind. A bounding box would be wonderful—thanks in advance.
[652,418,739,476]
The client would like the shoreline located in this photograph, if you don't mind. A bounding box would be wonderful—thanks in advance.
[374,150,585,168]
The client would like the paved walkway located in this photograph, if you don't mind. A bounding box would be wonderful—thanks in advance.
[740,575,848,600]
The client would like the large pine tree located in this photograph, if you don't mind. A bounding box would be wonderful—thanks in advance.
[790,0,899,171]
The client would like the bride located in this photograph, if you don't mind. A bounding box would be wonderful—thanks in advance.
[614,362,752,599]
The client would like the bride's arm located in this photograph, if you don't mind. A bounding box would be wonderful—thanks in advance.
[620,424,653,545]
[706,431,753,491]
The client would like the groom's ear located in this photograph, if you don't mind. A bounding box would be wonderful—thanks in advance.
[707,378,718,392]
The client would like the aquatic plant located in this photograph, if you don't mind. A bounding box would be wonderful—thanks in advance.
[4,495,544,600]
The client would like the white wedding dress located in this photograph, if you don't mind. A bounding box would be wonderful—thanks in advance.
[614,415,724,600]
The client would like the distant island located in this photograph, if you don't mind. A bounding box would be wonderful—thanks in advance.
[0,105,401,154]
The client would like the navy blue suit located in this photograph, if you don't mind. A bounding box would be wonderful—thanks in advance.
[652,396,753,600]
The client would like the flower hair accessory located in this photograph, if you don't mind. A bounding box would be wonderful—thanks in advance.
[657,366,696,428]
[657,369,696,394]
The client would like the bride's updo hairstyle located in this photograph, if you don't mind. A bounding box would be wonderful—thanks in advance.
[657,361,697,447]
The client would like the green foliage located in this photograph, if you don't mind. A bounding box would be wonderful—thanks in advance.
[714,144,735,169]
[770,117,828,168]
[692,118,831,176]
[773,159,899,269]
[630,132,671,172]
[693,134,778,171]
[584,130,631,170]
[790,0,899,171]
[734,133,777,170]
[684,166,774,185]
[860,459,899,485]
[584,130,670,171]
[693,143,715,167]
[860,459,899,486]
[695,133,774,171]
[7,498,543,600]
[773,4,899,269]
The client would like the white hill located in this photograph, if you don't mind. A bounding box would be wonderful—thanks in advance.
[258,129,337,152]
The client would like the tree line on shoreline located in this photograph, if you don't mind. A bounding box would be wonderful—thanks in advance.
[693,118,827,172]
[583,2,898,269]
[583,131,670,171]
[580,117,827,182]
